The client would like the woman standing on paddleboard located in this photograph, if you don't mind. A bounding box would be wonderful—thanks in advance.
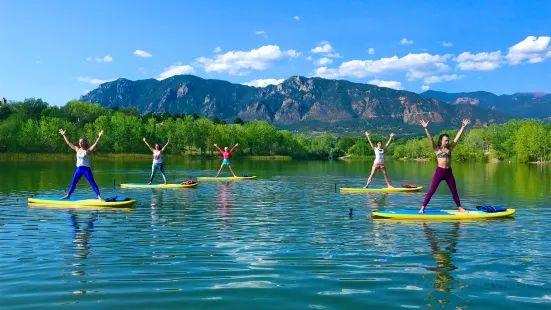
[59,129,104,201]
[143,137,170,185]
[364,132,395,188]
[419,119,470,213]
[214,143,238,177]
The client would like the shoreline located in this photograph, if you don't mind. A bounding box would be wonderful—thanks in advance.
[0,153,293,161]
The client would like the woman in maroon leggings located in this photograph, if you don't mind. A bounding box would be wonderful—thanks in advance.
[419,119,470,213]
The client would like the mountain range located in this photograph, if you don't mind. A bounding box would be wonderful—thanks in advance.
[81,75,515,134]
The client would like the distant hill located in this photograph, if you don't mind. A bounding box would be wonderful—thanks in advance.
[421,90,551,119]
[81,75,511,134]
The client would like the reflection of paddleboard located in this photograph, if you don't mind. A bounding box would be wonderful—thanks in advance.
[372,209,516,220]
[120,183,198,189]
[340,187,422,193]
[28,197,137,207]
[197,176,256,181]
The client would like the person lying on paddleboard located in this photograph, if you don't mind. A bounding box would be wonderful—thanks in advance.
[59,129,104,201]
[214,143,238,177]
[364,132,395,188]
[419,119,470,213]
[143,137,170,185]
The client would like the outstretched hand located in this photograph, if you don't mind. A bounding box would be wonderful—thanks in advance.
[462,119,471,127]
[98,130,104,137]
[364,131,370,137]
[389,133,395,138]
[420,120,429,128]
[235,143,239,146]
[59,129,66,136]
[167,138,171,142]
[143,137,147,142]
[214,144,217,147]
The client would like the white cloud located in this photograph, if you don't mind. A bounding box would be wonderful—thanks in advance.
[315,57,333,66]
[423,74,463,85]
[367,48,375,55]
[77,76,115,85]
[243,78,285,88]
[400,38,414,45]
[306,56,312,61]
[316,53,451,80]
[195,45,299,75]
[421,85,430,91]
[157,65,195,80]
[213,46,222,53]
[311,41,334,54]
[294,16,300,20]
[506,36,551,64]
[313,67,340,79]
[368,79,404,90]
[254,30,267,38]
[83,89,90,95]
[134,50,152,58]
[442,42,453,47]
[455,51,502,71]
[86,55,113,62]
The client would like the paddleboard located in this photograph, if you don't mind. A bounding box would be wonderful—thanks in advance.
[340,186,423,193]
[120,183,198,189]
[28,197,137,207]
[197,176,256,181]
[372,208,516,220]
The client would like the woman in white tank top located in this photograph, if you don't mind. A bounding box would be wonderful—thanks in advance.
[143,137,171,185]
[364,132,395,188]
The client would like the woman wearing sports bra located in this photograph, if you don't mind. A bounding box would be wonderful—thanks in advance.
[419,119,470,213]
[363,132,395,188]
[143,137,170,185]
[59,129,104,201]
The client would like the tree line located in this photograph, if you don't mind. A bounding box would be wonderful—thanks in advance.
[0,98,550,162]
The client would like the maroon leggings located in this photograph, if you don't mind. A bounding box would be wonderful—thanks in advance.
[422,167,461,207]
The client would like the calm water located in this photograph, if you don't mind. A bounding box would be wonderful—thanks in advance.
[1,158,550,309]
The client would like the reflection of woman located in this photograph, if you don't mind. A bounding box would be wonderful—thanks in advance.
[367,192,389,209]
[69,210,98,263]
[217,183,234,224]
[422,222,467,306]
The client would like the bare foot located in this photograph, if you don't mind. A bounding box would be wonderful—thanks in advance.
[148,182,152,185]
[457,206,468,213]
[61,194,70,200]
[97,195,104,201]
[419,206,426,213]
[387,185,395,189]
[363,184,369,188]
[164,182,167,185]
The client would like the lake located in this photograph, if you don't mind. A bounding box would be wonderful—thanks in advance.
[1,157,550,309]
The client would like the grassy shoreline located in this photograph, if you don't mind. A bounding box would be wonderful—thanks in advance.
[0,153,293,161]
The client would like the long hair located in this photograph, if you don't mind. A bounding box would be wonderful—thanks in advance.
[437,134,450,148]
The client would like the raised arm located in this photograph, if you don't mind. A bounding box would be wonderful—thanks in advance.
[142,138,155,152]
[214,144,223,153]
[420,120,438,151]
[161,138,171,152]
[229,143,239,153]
[59,129,78,151]
[451,119,470,149]
[364,131,375,149]
[88,130,104,153]
[384,133,395,150]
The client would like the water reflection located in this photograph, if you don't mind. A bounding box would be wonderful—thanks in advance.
[366,193,389,209]
[150,190,166,226]
[216,183,235,228]
[68,210,98,278]
[422,222,469,309]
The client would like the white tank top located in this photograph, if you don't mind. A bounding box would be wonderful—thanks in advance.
[153,150,162,164]
[374,148,384,165]
[76,149,90,167]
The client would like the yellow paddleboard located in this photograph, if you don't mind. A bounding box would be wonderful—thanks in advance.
[197,176,256,181]
[28,197,137,207]
[340,187,423,193]
[120,183,198,189]
[372,208,516,220]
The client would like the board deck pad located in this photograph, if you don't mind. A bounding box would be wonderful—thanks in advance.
[197,176,256,181]
[340,186,422,193]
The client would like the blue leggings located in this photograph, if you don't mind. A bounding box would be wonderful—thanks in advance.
[67,166,100,196]
[150,163,167,183]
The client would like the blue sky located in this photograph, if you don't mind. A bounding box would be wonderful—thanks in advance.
[1,0,551,106]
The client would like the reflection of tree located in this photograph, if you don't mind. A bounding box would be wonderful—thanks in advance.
[367,193,389,209]
[422,222,468,308]
[68,210,98,277]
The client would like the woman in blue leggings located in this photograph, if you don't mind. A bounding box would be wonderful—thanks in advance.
[59,129,104,201]
[143,137,170,184]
